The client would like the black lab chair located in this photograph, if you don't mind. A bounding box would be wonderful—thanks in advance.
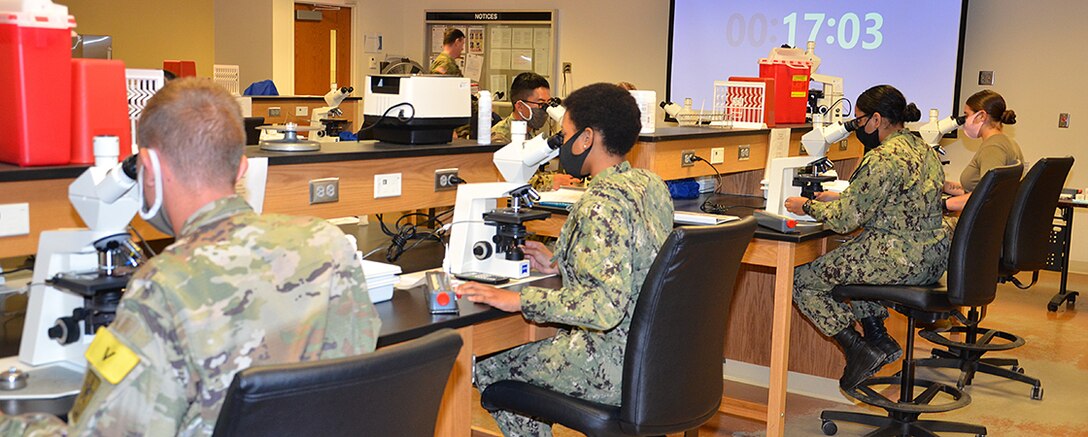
[820,163,1022,437]
[916,157,1072,401]
[481,217,757,436]
[212,329,462,437]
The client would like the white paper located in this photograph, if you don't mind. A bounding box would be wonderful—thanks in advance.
[533,28,551,49]
[364,33,383,53]
[489,75,508,96]
[490,49,511,70]
[511,49,533,70]
[237,157,268,214]
[764,128,792,181]
[490,27,511,48]
[430,25,446,53]
[512,28,534,48]
[468,26,485,54]
[464,53,483,82]
[534,48,550,75]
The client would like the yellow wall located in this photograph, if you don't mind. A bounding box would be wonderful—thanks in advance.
[59,0,215,77]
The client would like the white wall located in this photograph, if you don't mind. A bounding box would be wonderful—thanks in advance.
[941,1,1088,271]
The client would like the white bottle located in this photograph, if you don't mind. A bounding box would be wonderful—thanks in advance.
[477,91,492,145]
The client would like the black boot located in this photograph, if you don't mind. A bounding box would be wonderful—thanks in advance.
[834,327,888,390]
[861,317,903,366]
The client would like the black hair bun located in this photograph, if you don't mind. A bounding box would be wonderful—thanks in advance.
[902,103,922,123]
[1001,109,1017,125]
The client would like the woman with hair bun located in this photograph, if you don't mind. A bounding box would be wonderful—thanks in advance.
[783,84,949,390]
[942,90,1024,212]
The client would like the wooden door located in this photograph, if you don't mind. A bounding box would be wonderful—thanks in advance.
[294,3,352,96]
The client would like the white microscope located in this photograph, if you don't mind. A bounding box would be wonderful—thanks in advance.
[804,41,846,124]
[918,108,965,159]
[0,137,144,404]
[310,86,354,143]
[444,121,563,279]
[765,114,856,221]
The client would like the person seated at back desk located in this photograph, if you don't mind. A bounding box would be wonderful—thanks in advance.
[0,78,382,436]
[430,28,465,76]
[942,89,1024,213]
[493,72,566,191]
[459,83,674,437]
[784,84,949,391]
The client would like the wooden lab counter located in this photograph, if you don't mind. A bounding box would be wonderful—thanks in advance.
[0,139,502,259]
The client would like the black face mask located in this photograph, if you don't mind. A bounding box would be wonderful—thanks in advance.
[855,117,881,152]
[559,129,591,179]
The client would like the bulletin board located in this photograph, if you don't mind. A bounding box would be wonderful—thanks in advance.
[425,10,557,101]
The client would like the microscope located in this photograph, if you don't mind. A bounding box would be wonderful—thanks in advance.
[918,108,965,160]
[0,138,144,401]
[444,122,563,279]
[804,41,846,124]
[766,114,856,221]
[310,86,354,142]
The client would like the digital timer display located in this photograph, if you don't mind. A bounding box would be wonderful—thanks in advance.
[670,1,966,119]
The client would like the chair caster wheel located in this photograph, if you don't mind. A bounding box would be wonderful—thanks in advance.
[1048,303,1059,312]
[821,419,838,435]
[1012,366,1024,374]
[1031,386,1044,401]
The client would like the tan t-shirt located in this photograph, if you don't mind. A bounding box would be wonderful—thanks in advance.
[960,133,1024,192]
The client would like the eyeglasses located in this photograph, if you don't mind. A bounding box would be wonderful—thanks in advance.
[519,99,549,109]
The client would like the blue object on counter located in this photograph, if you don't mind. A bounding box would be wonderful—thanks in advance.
[339,131,358,141]
[243,80,279,96]
[667,178,701,199]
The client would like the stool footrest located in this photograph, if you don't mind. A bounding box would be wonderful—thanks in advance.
[919,326,1025,352]
[843,376,971,414]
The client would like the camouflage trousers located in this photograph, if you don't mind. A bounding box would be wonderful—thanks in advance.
[475,331,622,437]
[793,232,949,337]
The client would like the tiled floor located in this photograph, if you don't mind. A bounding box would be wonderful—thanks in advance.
[473,270,1088,436]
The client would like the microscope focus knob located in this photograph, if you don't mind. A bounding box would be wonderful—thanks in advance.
[472,242,493,260]
[48,317,81,345]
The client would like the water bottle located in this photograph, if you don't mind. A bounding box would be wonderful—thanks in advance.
[477,91,492,145]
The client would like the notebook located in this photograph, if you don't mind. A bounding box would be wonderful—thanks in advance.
[673,210,740,225]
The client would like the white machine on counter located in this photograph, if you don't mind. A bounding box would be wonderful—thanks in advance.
[805,41,846,124]
[309,86,354,143]
[444,121,561,279]
[362,75,470,144]
[766,114,857,221]
[918,108,965,158]
[1,137,145,400]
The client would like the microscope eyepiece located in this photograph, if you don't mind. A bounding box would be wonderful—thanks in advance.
[954,114,967,125]
[547,132,565,150]
[121,153,139,180]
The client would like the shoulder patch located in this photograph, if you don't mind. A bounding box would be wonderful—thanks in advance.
[85,327,141,385]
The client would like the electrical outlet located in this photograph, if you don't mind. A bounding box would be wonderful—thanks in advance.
[268,107,281,117]
[295,106,309,117]
[737,144,751,161]
[374,173,402,198]
[562,62,572,74]
[709,147,725,165]
[978,70,995,86]
[0,203,30,237]
[309,178,339,204]
[681,150,696,167]
[435,168,460,191]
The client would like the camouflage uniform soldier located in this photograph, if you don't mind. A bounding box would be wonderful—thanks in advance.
[430,28,465,76]
[492,72,564,192]
[786,85,948,390]
[459,84,672,436]
[0,78,381,436]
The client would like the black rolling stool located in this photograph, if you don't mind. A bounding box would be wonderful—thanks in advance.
[481,218,757,437]
[820,163,1022,437]
[916,157,1072,401]
[211,329,462,437]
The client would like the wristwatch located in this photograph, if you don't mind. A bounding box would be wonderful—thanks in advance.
[802,199,814,215]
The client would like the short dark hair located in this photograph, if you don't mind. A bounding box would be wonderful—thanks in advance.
[856,84,922,125]
[443,28,465,46]
[509,72,550,102]
[137,78,244,190]
[563,83,641,156]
